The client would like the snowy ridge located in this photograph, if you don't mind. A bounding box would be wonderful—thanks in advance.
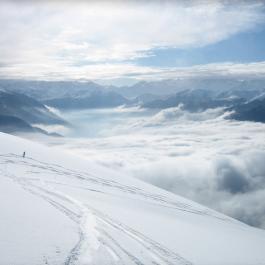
[1,132,265,265]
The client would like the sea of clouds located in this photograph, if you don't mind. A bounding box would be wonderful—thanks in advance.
[41,106,265,228]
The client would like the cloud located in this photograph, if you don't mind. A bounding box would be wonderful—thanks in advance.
[39,107,265,229]
[1,60,265,84]
[0,1,264,80]
[215,158,250,194]
[136,106,229,126]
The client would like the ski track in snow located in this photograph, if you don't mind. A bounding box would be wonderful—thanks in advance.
[0,153,238,265]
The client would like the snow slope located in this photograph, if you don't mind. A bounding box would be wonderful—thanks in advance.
[0,132,265,265]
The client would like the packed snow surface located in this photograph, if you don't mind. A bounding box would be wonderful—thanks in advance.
[1,132,265,265]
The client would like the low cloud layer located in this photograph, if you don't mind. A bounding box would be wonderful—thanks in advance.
[42,107,265,229]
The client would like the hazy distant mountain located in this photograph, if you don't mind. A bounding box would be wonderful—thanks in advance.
[0,79,131,110]
[0,115,61,136]
[141,85,265,123]
[143,88,245,111]
[0,115,35,133]
[217,88,265,101]
[2,78,265,100]
[1,78,265,120]
[112,78,265,98]
[43,90,130,110]
[229,98,265,123]
[0,79,104,100]
[0,90,66,125]
[112,80,185,98]
[132,93,168,105]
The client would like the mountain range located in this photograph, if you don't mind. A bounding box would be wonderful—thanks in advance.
[0,78,265,135]
[0,90,66,135]
[43,90,130,110]
[229,97,265,123]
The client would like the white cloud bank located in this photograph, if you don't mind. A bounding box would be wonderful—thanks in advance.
[0,0,264,80]
[42,107,265,228]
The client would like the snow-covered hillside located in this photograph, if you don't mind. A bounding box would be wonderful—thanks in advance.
[1,132,265,265]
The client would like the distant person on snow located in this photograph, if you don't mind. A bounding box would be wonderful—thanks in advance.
[23,151,25,158]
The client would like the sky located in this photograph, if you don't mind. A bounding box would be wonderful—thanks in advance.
[0,0,265,84]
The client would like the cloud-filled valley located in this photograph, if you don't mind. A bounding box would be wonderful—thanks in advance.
[40,106,265,229]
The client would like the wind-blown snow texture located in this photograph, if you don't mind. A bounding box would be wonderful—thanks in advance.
[1,132,265,265]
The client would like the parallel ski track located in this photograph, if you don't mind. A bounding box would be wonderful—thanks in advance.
[0,153,240,264]
[0,153,237,222]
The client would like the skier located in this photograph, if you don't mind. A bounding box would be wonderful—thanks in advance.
[23,151,25,158]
